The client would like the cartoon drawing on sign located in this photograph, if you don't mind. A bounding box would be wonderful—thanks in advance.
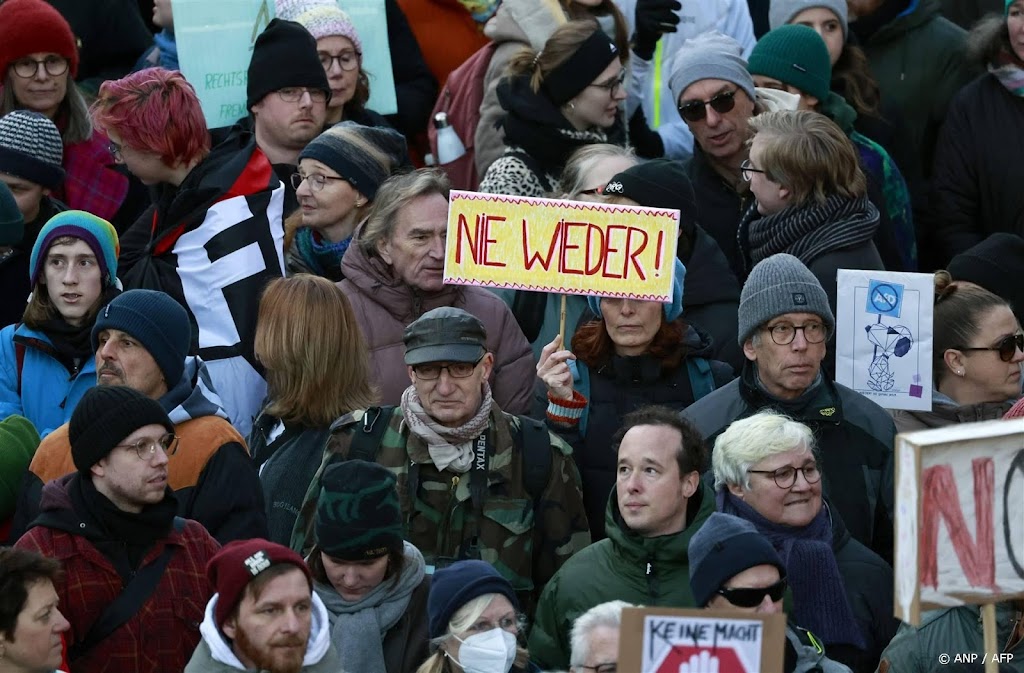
[864,289,914,391]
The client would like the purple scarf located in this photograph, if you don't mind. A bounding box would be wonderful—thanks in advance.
[718,489,866,649]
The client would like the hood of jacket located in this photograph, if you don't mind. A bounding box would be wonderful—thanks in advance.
[682,226,741,308]
[340,234,465,323]
[602,479,716,566]
[859,0,939,45]
[819,92,859,134]
[892,392,1016,431]
[483,0,565,48]
[739,361,844,425]
[198,591,333,670]
[159,355,231,425]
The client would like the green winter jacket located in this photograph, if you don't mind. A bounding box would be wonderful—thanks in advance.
[527,480,716,670]
[878,603,1024,672]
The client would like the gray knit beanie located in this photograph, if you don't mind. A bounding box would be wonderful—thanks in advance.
[668,32,757,109]
[768,0,848,40]
[738,253,834,346]
[0,110,65,190]
[688,513,786,608]
[298,121,406,201]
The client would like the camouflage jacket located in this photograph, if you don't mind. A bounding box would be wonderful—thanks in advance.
[290,405,591,610]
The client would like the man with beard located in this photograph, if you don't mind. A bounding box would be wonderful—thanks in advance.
[15,385,220,673]
[186,539,340,673]
[11,289,266,544]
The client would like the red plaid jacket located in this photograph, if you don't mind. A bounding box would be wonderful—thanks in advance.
[57,131,129,222]
[16,484,219,673]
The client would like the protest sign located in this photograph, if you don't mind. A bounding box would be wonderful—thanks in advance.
[443,191,679,302]
[175,0,274,129]
[338,0,397,115]
[835,270,934,411]
[618,607,785,673]
[894,419,1024,625]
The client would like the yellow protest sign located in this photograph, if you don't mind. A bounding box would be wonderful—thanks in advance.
[444,191,680,301]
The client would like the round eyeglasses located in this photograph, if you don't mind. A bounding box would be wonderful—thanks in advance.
[319,51,360,72]
[677,89,737,123]
[11,55,68,79]
[747,464,821,489]
[290,173,348,192]
[277,87,329,104]
[113,432,179,460]
[956,333,1023,363]
[763,322,827,346]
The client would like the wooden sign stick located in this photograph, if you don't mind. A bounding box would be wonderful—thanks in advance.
[559,294,567,348]
[982,603,998,673]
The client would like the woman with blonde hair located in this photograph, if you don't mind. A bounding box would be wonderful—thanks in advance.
[251,274,377,545]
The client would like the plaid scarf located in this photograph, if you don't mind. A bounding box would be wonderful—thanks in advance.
[400,383,493,473]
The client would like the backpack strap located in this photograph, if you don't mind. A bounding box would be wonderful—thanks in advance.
[345,406,396,462]
[68,516,187,662]
[14,324,25,396]
[513,415,552,504]
[686,356,717,401]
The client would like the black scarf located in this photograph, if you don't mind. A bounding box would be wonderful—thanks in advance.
[745,194,879,270]
[497,75,614,173]
[37,285,120,373]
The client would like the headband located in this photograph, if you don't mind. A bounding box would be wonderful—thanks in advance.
[542,30,620,106]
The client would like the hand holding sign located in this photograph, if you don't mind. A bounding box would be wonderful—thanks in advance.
[537,335,576,401]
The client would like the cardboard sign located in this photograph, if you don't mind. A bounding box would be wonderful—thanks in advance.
[443,192,679,301]
[338,0,397,115]
[618,607,785,673]
[174,0,274,129]
[835,270,934,411]
[894,419,1024,625]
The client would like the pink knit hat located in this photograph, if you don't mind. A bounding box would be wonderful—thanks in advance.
[275,0,363,53]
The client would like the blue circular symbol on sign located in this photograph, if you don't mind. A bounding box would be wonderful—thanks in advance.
[870,284,899,312]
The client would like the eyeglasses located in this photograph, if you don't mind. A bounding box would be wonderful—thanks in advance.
[108,141,123,163]
[11,55,68,79]
[412,358,482,380]
[290,172,348,192]
[465,614,519,635]
[957,333,1024,363]
[277,87,329,104]
[677,89,737,123]
[319,51,360,72]
[577,185,605,196]
[717,577,788,608]
[589,70,626,95]
[113,432,179,461]
[748,464,821,489]
[579,664,617,673]
[740,159,766,182]
[763,322,827,346]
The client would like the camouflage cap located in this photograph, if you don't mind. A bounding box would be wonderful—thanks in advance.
[315,460,403,560]
[403,306,487,366]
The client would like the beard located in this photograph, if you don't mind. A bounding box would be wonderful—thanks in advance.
[233,625,307,673]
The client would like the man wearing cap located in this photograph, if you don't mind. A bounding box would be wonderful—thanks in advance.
[682,253,895,560]
[0,110,67,252]
[688,512,853,673]
[14,385,220,673]
[12,289,267,545]
[529,405,713,670]
[291,305,589,616]
[186,539,340,673]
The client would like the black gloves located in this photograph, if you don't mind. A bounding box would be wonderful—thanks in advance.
[629,108,664,159]
[633,0,681,60]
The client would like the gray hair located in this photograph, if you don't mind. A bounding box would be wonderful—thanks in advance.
[356,167,450,257]
[712,410,815,490]
[558,144,637,199]
[1,73,92,145]
[569,600,634,670]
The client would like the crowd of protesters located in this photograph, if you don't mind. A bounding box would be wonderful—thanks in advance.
[0,0,1022,671]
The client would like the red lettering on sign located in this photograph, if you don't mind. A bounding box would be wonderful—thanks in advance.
[522,219,560,272]
[456,213,506,267]
[559,221,586,275]
[625,227,648,280]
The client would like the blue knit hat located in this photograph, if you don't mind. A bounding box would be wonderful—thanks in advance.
[29,210,119,289]
[588,258,686,322]
[688,512,786,608]
[427,560,519,639]
[92,290,192,387]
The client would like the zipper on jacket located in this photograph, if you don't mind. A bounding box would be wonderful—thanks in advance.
[436,475,460,556]
[645,558,659,601]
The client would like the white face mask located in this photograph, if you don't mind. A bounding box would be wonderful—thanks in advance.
[446,628,517,673]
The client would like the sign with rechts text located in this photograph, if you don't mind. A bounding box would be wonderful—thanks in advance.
[443,191,680,301]
[618,607,785,673]
[894,419,1024,625]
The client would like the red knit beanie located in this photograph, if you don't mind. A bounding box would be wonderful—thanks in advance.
[0,0,79,80]
[207,539,313,629]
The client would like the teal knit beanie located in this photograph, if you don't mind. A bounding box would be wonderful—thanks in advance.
[0,415,41,518]
[29,210,120,289]
[748,24,832,103]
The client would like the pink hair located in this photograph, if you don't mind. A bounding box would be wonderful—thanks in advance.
[91,67,210,167]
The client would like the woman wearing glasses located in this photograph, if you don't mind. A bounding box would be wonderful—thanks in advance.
[711,411,898,673]
[688,513,853,673]
[285,122,407,280]
[0,0,136,228]
[478,21,627,198]
[891,273,1024,434]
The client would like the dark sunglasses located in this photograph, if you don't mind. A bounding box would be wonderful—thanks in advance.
[677,89,737,123]
[958,333,1024,363]
[716,577,787,608]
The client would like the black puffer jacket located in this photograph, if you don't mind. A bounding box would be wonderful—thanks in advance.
[681,226,744,372]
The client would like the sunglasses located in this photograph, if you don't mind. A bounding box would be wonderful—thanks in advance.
[958,333,1024,363]
[716,577,787,608]
[677,89,737,123]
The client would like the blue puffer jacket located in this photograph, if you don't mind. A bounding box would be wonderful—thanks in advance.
[0,323,97,438]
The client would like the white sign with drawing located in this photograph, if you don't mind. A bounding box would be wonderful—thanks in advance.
[835,270,933,411]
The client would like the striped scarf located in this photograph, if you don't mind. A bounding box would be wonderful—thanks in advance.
[746,194,879,269]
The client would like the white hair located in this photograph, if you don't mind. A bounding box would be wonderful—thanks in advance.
[569,600,634,669]
[712,410,815,490]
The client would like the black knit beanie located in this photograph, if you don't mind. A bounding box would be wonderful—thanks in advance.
[315,460,404,560]
[246,18,330,110]
[69,386,175,473]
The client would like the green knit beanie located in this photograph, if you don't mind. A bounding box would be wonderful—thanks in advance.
[0,416,41,518]
[315,460,404,560]
[748,24,832,103]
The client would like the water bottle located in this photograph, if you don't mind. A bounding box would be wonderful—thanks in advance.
[434,112,466,165]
